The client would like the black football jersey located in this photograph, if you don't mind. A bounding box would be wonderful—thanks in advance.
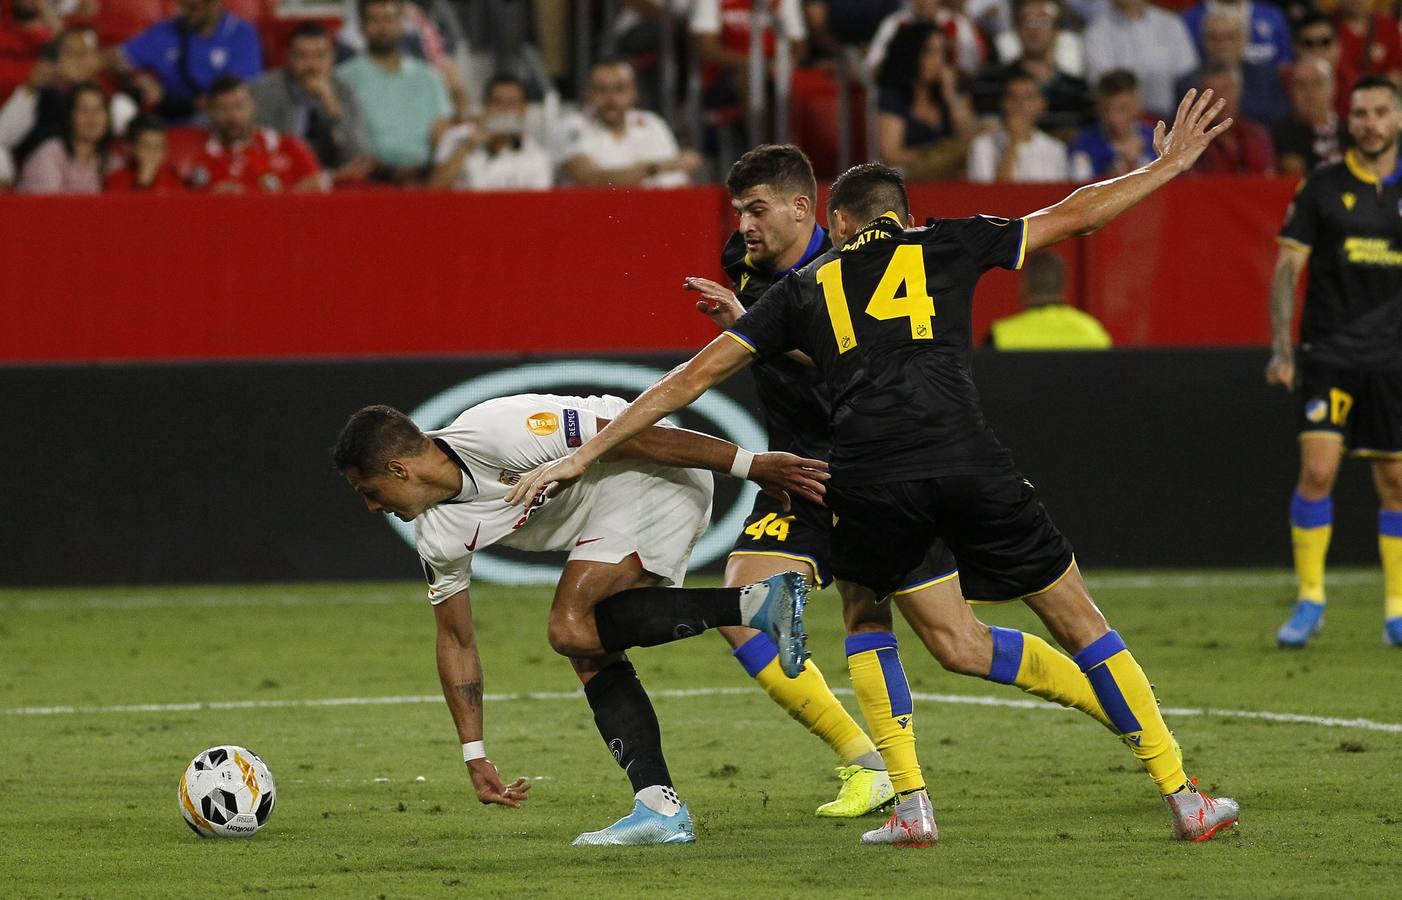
[721,225,834,459]
[728,213,1027,485]
[1279,151,1402,370]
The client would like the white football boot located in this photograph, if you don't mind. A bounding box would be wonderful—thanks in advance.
[1164,779,1240,842]
[859,790,937,846]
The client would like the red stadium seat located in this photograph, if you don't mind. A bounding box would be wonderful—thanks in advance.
[94,0,172,44]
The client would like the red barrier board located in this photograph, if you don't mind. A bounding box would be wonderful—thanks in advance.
[0,178,1297,363]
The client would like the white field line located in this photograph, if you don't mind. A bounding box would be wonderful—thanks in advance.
[5,685,1400,735]
[0,571,1383,611]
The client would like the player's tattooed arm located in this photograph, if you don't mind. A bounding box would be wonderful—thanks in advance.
[454,681,484,710]
[433,590,486,741]
[1266,242,1309,388]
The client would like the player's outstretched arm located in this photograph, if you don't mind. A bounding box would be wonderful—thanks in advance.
[600,418,829,509]
[432,591,530,808]
[1266,241,1310,388]
[505,335,755,505]
[1022,88,1232,254]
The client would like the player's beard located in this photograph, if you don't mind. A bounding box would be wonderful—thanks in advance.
[1356,131,1398,160]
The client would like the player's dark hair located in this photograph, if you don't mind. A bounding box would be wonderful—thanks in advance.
[208,74,246,100]
[1352,75,1402,106]
[828,162,909,224]
[288,20,330,43]
[726,144,817,202]
[1095,69,1138,100]
[333,405,426,474]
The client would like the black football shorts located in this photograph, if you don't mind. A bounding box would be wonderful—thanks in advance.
[1297,359,1402,456]
[828,471,1075,602]
[731,490,957,590]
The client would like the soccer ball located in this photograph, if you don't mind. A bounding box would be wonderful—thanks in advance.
[178,745,277,838]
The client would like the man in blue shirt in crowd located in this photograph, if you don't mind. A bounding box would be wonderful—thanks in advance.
[113,0,263,123]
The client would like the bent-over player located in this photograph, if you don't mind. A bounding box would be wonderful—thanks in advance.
[334,394,822,845]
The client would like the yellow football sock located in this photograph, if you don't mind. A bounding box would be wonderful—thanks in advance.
[748,653,878,764]
[846,632,924,794]
[986,627,1112,731]
[1074,631,1186,795]
[1380,511,1402,620]
[1291,492,1333,603]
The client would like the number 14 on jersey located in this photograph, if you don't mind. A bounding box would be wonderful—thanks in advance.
[816,244,935,354]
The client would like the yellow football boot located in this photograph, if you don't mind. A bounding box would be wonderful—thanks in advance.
[814,765,895,818]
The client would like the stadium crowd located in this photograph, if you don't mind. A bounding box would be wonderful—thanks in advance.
[0,0,1386,193]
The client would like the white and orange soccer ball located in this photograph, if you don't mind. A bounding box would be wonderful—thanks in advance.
[178,745,277,838]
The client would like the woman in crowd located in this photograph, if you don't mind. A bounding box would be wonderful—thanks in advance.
[17,80,109,193]
[876,23,979,180]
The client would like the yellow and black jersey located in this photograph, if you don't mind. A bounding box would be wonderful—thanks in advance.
[1280,150,1402,370]
[727,213,1027,485]
[721,225,833,460]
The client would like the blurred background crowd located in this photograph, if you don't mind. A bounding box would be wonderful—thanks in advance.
[0,0,1380,194]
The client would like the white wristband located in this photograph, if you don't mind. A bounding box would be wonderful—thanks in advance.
[729,448,754,480]
[462,741,486,763]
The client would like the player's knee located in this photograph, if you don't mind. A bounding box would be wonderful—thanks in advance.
[547,617,596,657]
[1375,466,1402,507]
[1298,462,1337,498]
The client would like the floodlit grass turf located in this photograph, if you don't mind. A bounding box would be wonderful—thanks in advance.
[3,572,1401,899]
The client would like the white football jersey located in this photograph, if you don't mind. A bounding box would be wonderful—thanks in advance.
[414,393,639,603]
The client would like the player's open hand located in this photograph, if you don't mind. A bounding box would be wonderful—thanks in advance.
[506,454,589,506]
[749,452,829,511]
[1152,88,1232,174]
[466,757,531,808]
[1265,351,1295,389]
[685,277,745,330]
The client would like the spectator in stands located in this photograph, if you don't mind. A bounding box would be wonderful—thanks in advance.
[1182,0,1292,69]
[335,0,471,122]
[189,76,327,194]
[990,252,1112,350]
[968,69,1070,181]
[111,0,263,124]
[1068,69,1155,180]
[994,0,1086,78]
[105,114,185,192]
[1334,0,1402,105]
[1189,62,1276,174]
[1272,55,1344,176]
[868,0,990,77]
[876,24,977,180]
[558,58,701,188]
[0,26,137,165]
[1083,0,1198,119]
[1292,14,1350,120]
[974,0,1090,135]
[1176,11,1286,126]
[0,1,56,101]
[17,80,108,193]
[250,21,373,183]
[430,75,551,191]
[690,0,808,112]
[336,0,452,184]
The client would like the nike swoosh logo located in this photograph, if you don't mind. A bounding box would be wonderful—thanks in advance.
[575,536,605,547]
[464,523,482,552]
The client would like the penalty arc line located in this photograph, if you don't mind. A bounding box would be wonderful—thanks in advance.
[4,686,1401,734]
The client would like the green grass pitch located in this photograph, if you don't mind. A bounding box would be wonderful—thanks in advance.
[3,571,1401,898]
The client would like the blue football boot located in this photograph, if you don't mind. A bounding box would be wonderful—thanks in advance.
[571,801,696,846]
[1384,617,1402,647]
[745,571,810,677]
[1277,600,1324,648]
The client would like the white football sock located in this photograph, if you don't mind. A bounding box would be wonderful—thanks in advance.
[737,582,768,628]
[635,784,682,816]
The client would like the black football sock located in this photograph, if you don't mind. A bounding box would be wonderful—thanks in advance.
[583,659,673,796]
[592,585,746,653]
